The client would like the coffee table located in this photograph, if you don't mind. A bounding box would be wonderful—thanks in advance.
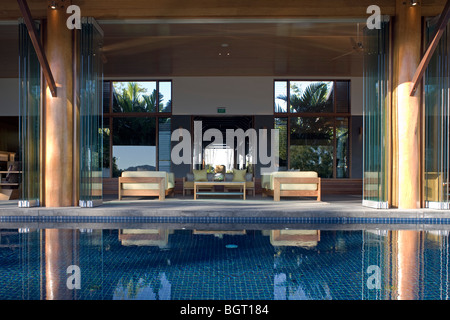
[194,181,246,200]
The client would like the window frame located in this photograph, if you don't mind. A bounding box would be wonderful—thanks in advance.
[103,80,173,178]
[273,79,352,178]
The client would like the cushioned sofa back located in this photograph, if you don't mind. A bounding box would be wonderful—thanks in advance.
[121,171,172,190]
[264,171,319,191]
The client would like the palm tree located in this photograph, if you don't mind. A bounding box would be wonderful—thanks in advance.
[277,82,332,113]
[113,82,146,113]
[277,82,335,177]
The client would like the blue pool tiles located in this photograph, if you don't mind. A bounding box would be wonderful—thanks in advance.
[2,215,450,225]
[0,228,450,300]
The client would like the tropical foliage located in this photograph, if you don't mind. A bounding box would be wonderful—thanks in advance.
[277,82,336,178]
[109,82,172,177]
[112,82,171,113]
[276,82,333,113]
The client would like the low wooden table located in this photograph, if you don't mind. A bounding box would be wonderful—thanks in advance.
[194,181,246,200]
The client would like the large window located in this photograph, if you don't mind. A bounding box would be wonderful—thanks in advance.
[103,81,172,178]
[274,80,350,178]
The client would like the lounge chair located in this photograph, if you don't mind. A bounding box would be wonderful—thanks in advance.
[261,171,321,201]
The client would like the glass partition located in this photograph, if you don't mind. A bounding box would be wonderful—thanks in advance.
[112,117,156,176]
[158,117,172,173]
[424,19,450,209]
[289,116,334,178]
[78,18,104,207]
[362,19,390,208]
[18,20,41,207]
[274,117,288,170]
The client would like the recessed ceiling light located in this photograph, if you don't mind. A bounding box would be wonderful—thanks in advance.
[49,1,57,9]
[221,43,229,48]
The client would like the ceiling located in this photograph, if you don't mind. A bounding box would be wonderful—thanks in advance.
[0,19,366,78]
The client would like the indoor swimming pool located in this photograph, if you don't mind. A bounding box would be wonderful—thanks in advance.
[0,226,449,300]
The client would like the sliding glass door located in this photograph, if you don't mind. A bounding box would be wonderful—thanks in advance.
[424,19,450,209]
[78,18,104,207]
[18,20,41,207]
[362,19,390,208]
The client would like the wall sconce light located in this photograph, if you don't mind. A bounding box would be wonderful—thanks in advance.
[410,0,419,6]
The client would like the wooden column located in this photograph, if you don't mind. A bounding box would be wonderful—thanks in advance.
[44,0,74,207]
[392,0,421,209]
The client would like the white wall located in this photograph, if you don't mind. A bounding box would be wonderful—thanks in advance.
[172,76,363,116]
[172,77,273,115]
[351,77,363,116]
[0,78,19,116]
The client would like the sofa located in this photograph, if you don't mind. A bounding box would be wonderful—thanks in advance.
[119,171,175,201]
[183,169,255,196]
[261,171,321,201]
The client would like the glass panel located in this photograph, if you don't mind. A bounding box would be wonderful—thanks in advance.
[18,20,41,207]
[363,20,390,206]
[103,81,111,114]
[274,81,288,113]
[112,117,156,177]
[158,117,171,172]
[113,81,157,113]
[424,19,450,207]
[289,117,334,178]
[79,17,103,206]
[289,81,334,113]
[102,118,110,178]
[335,81,350,113]
[159,81,172,113]
[274,117,288,170]
[336,117,349,178]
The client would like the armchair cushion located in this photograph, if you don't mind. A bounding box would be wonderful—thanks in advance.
[262,171,319,191]
[121,171,174,190]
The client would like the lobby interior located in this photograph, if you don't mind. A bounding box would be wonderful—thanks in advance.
[0,0,449,212]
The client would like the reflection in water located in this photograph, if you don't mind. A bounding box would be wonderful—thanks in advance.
[45,229,79,300]
[0,228,449,300]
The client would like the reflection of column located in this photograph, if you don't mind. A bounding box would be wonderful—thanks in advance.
[397,231,419,300]
[45,229,78,300]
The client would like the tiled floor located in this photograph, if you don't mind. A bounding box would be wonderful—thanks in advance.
[1,194,450,229]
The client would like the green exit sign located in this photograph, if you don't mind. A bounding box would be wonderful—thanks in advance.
[217,108,226,114]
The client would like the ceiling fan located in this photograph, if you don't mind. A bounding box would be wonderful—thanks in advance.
[331,23,364,61]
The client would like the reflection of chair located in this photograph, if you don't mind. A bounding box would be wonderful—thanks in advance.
[269,230,320,248]
[119,171,174,201]
[261,171,321,201]
[119,229,170,248]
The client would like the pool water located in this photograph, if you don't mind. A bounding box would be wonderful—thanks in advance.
[0,227,449,300]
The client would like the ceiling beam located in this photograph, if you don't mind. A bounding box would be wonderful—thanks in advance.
[17,0,57,97]
[410,0,450,96]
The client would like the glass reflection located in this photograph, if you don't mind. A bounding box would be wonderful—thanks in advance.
[289,117,334,178]
[1,228,450,300]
